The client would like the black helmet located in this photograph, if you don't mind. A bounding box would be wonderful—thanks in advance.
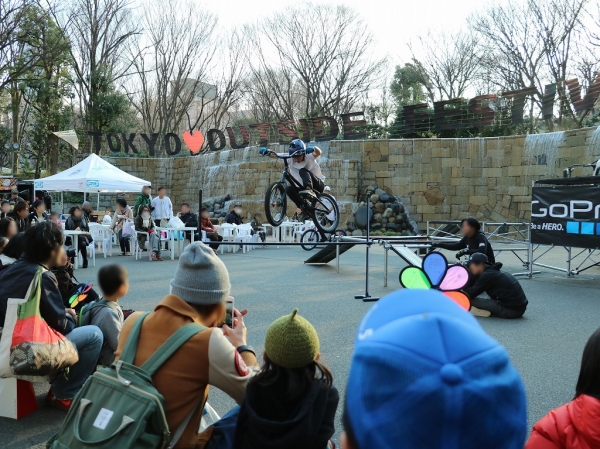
[288,139,306,156]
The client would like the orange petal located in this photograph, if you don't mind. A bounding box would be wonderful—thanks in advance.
[443,291,471,311]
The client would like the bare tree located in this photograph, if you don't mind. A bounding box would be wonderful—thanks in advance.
[123,0,220,152]
[246,3,386,122]
[408,30,480,102]
[54,0,139,134]
[0,0,36,90]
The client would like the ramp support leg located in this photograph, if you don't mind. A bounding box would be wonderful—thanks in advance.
[384,246,388,287]
[336,243,340,274]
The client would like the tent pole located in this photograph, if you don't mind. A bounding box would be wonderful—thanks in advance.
[83,191,86,203]
[61,192,64,214]
[97,192,100,210]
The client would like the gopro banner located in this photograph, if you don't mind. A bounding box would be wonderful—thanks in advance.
[531,185,600,249]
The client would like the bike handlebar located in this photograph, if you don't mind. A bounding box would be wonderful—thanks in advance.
[259,147,314,158]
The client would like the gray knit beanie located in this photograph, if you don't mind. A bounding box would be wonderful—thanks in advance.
[170,242,231,305]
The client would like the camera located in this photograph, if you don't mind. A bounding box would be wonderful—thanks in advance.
[66,248,77,258]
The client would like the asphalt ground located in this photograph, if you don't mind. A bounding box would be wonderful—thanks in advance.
[1,242,599,448]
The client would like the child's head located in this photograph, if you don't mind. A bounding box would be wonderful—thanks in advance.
[98,264,129,300]
[253,308,331,401]
[105,207,112,215]
[0,236,7,254]
[200,208,209,219]
[50,211,59,221]
[576,327,600,400]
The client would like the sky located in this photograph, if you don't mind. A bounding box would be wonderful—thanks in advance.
[210,0,491,66]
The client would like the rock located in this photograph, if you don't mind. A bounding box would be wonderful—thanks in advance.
[223,194,231,202]
[220,211,227,217]
[208,206,214,212]
[374,202,386,214]
[401,230,410,236]
[202,200,214,207]
[347,222,357,232]
[390,202,400,214]
[398,213,408,222]
[381,218,388,226]
[358,201,365,207]
[375,188,386,197]
[354,206,373,229]
[379,193,392,203]
[370,194,379,203]
[388,216,396,223]
[208,212,214,218]
[383,208,393,218]
[352,229,363,237]
[397,203,405,213]
[371,223,382,230]
[373,213,383,223]
[386,223,398,231]
[365,183,378,194]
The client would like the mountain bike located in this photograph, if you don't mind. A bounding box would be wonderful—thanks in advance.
[300,226,347,251]
[260,147,340,235]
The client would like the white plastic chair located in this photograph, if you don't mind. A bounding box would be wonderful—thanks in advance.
[235,224,253,253]
[219,225,237,254]
[89,224,112,258]
[132,231,151,261]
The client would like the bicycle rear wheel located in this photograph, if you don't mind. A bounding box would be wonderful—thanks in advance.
[300,229,319,251]
[264,182,287,226]
[311,193,339,234]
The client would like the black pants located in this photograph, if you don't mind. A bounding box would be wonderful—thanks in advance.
[470,296,526,319]
[252,230,266,242]
[77,236,90,261]
[286,168,325,208]
[203,232,223,250]
[118,230,130,253]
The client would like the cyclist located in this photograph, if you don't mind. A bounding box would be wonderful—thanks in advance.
[270,139,324,220]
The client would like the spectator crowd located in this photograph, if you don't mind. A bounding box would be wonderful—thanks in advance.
[0,186,598,449]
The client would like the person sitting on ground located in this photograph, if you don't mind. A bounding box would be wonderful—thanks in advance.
[7,201,29,233]
[270,139,325,222]
[0,222,103,411]
[0,200,10,219]
[226,202,244,225]
[134,205,163,261]
[64,205,93,268]
[50,211,63,229]
[526,327,600,449]
[250,212,267,247]
[431,217,495,263]
[464,253,528,318]
[0,217,17,239]
[82,201,93,222]
[200,208,223,251]
[234,308,339,449]
[110,198,134,256]
[102,207,113,225]
[83,264,128,367]
[28,199,48,225]
[51,250,99,311]
[341,289,527,449]
[178,202,198,241]
[133,185,152,217]
[115,242,259,448]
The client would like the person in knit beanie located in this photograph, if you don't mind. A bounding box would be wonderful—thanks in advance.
[115,242,259,448]
[234,309,339,449]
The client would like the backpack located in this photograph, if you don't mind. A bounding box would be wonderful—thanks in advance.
[49,312,206,449]
[77,299,116,327]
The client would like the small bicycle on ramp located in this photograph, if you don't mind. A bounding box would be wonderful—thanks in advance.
[259,147,340,236]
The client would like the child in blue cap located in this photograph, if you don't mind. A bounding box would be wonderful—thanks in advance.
[341,289,527,449]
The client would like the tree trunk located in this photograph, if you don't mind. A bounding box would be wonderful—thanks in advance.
[10,81,19,174]
[49,133,59,174]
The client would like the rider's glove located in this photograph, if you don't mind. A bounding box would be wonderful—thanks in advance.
[259,147,268,155]
[455,249,468,259]
[306,146,314,154]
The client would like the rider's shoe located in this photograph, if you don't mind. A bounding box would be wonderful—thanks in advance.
[299,188,317,198]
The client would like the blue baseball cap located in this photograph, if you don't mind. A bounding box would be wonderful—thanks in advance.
[346,289,527,449]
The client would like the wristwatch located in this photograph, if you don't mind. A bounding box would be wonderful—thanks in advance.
[236,345,256,356]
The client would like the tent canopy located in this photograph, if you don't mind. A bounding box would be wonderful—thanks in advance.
[31,154,151,193]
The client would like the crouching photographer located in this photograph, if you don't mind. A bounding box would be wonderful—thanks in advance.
[52,250,99,312]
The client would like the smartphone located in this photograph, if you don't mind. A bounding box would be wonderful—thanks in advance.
[224,298,234,328]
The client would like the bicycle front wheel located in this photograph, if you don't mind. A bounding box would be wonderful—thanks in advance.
[312,193,339,234]
[264,182,287,226]
[300,229,319,251]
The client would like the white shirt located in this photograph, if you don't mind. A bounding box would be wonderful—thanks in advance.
[151,196,173,221]
[323,194,336,221]
[279,153,325,186]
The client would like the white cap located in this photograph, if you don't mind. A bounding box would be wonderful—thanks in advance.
[324,186,331,191]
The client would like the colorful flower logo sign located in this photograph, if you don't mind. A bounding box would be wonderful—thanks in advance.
[399,252,471,311]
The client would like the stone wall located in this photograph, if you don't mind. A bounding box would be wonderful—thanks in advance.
[95,126,599,226]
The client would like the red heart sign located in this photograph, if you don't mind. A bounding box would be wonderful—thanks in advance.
[182,130,205,154]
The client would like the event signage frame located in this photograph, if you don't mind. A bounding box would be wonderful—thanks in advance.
[531,185,600,249]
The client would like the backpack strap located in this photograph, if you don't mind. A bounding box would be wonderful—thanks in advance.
[118,312,150,363]
[141,322,206,376]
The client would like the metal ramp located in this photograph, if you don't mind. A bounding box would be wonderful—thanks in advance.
[304,243,356,265]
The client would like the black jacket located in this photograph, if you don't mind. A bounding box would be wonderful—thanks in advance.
[65,215,90,233]
[226,211,243,225]
[179,212,198,228]
[234,379,339,449]
[464,263,528,311]
[0,259,75,334]
[436,231,495,263]
[6,211,28,233]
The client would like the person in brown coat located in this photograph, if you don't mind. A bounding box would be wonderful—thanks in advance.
[115,242,258,448]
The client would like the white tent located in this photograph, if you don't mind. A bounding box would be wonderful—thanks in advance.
[31,154,151,210]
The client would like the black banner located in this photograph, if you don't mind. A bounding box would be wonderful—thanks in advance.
[531,185,600,249]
